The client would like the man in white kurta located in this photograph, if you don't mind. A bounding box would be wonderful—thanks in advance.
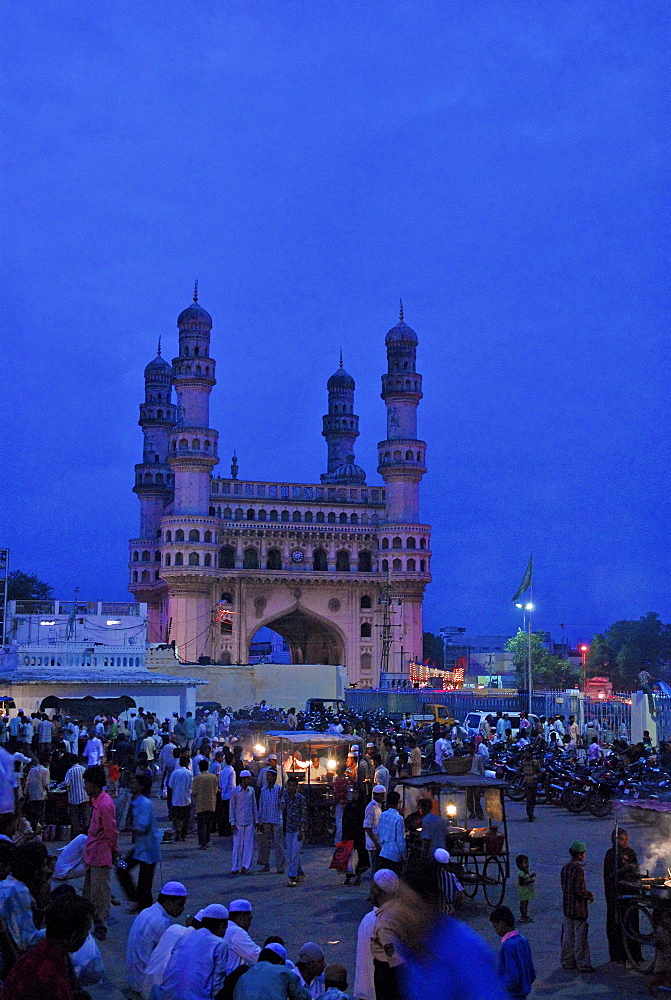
[229,771,258,874]
[223,898,261,974]
[125,881,187,994]
[143,922,194,996]
[353,906,377,1000]
[160,905,229,1000]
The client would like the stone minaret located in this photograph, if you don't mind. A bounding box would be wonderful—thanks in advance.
[377,301,426,522]
[168,284,219,514]
[321,354,365,484]
[133,342,176,539]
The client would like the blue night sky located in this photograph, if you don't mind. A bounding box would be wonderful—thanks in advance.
[1,2,668,645]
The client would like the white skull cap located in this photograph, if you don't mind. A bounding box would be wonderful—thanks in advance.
[229,898,252,912]
[373,784,386,794]
[434,848,450,864]
[373,868,400,893]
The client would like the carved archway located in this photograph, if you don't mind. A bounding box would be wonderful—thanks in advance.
[250,605,345,665]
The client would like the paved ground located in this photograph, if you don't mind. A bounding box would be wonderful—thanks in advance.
[84,795,661,999]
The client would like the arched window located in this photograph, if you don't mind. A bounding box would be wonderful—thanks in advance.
[358,550,372,572]
[175,529,184,542]
[165,530,172,542]
[393,450,402,460]
[304,511,313,523]
[179,438,188,450]
[174,552,183,566]
[157,409,163,420]
[316,511,325,523]
[219,545,235,569]
[132,570,138,581]
[360,595,372,609]
[189,529,200,542]
[313,548,328,571]
[258,509,267,521]
[269,509,278,521]
[382,559,388,572]
[392,558,402,571]
[420,538,426,549]
[204,440,211,451]
[381,538,389,550]
[350,513,358,524]
[243,548,259,569]
[267,549,282,570]
[192,439,200,450]
[144,474,152,483]
[360,622,372,638]
[339,512,347,524]
[281,510,290,522]
[188,552,199,565]
[204,530,212,542]
[392,537,402,549]
[224,508,232,519]
[406,536,416,549]
[247,508,255,521]
[235,508,243,520]
[194,345,199,356]
[164,554,171,566]
[155,551,161,561]
[336,550,350,572]
[204,553,211,566]
[417,451,422,462]
[292,510,301,523]
[420,559,426,571]
[141,550,151,561]
[132,551,139,562]
[141,570,150,581]
[220,592,233,604]
[155,473,163,484]
[384,451,390,461]
[154,570,160,580]
[407,558,416,571]
[327,512,336,524]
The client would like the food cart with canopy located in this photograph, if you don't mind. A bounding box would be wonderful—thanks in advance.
[255,731,362,842]
[397,771,511,906]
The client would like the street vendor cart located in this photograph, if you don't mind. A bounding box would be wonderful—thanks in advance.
[397,772,510,906]
[612,800,671,973]
[258,731,361,842]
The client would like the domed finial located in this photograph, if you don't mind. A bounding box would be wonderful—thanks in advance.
[339,349,343,369]
[399,298,404,323]
[157,337,162,357]
[231,450,239,481]
[193,279,199,303]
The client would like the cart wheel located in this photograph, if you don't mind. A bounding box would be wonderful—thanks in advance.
[483,856,506,907]
[621,900,656,973]
[460,855,479,898]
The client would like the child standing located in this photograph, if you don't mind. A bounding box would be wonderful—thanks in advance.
[516,854,536,923]
[649,908,671,996]
[490,905,536,1000]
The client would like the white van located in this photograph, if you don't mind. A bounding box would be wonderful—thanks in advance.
[463,710,540,739]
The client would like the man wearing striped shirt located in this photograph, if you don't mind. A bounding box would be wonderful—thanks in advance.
[64,755,90,836]
[257,769,286,873]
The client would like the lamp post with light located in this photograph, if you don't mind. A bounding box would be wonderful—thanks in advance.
[515,601,535,715]
[580,644,589,695]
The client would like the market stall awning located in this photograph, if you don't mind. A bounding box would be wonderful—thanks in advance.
[398,773,509,790]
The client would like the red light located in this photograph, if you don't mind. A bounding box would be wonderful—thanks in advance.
[580,645,588,651]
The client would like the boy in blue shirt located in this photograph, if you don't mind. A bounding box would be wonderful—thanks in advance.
[490,905,536,999]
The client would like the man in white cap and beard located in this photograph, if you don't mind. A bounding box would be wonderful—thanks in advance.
[160,903,229,1000]
[223,898,261,973]
[370,868,405,1000]
[295,941,326,998]
[230,771,258,874]
[143,909,203,997]
[257,752,281,790]
[125,880,187,995]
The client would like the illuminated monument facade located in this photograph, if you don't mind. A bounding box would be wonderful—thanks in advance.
[129,289,431,687]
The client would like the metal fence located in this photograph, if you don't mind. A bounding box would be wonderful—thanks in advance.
[345,687,633,739]
[655,695,671,743]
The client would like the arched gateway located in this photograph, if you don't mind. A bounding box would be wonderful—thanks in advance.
[130,294,431,688]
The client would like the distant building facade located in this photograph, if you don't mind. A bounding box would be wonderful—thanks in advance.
[129,291,431,686]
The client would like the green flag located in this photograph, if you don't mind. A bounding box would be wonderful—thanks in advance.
[511,555,533,602]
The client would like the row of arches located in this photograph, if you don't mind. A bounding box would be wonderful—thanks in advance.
[380,558,426,573]
[380,536,427,550]
[210,507,375,525]
[170,438,214,452]
[380,449,423,462]
[218,546,373,572]
[133,551,161,562]
[164,529,213,543]
[177,363,211,376]
[137,472,169,485]
[132,569,161,582]
[180,344,207,357]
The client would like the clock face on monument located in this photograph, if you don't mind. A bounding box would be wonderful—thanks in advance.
[291,549,304,564]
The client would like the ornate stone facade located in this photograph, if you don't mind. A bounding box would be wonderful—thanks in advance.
[129,290,431,687]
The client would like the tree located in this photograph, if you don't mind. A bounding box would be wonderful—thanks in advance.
[422,632,444,668]
[505,629,580,690]
[7,571,53,602]
[586,613,671,690]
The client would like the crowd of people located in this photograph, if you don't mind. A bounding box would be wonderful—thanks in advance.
[0,699,669,998]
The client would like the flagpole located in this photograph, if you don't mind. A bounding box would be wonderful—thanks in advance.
[527,585,533,717]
